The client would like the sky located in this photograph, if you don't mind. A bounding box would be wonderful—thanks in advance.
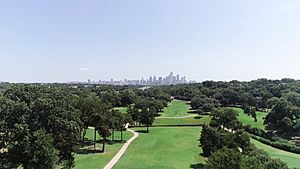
[0,0,299,83]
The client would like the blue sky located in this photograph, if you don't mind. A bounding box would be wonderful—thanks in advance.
[0,0,299,82]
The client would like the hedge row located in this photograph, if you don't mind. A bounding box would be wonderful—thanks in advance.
[251,135,300,154]
[244,125,300,154]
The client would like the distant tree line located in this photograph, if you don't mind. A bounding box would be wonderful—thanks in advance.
[159,78,300,136]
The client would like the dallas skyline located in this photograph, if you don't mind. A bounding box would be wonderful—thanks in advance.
[70,72,195,86]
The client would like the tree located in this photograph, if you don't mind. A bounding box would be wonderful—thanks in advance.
[233,130,250,150]
[25,130,57,169]
[200,126,250,157]
[109,109,125,142]
[264,159,288,169]
[139,107,156,132]
[267,97,280,109]
[98,127,111,153]
[283,92,300,107]
[191,95,207,109]
[2,85,82,168]
[90,100,111,149]
[205,147,242,169]
[120,90,137,106]
[210,108,241,130]
[264,98,300,133]
[200,125,224,157]
[73,91,102,142]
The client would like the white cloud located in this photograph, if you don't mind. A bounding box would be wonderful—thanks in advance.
[79,67,89,71]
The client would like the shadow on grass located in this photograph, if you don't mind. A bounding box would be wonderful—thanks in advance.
[135,130,149,133]
[194,116,203,119]
[188,110,198,114]
[107,140,126,145]
[77,148,103,154]
[190,163,205,169]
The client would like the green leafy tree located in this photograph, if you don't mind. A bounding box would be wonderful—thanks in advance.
[205,147,242,169]
[139,107,156,132]
[25,130,57,169]
[210,108,241,130]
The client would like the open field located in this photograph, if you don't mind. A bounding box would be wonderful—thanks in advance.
[251,139,300,168]
[73,129,133,169]
[233,108,267,129]
[113,127,205,169]
[159,100,191,117]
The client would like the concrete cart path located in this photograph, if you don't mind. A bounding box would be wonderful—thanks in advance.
[103,125,138,169]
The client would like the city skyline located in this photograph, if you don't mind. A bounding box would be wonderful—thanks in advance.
[72,72,195,86]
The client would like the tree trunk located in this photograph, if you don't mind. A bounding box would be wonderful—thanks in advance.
[102,137,106,153]
[112,129,115,142]
[94,127,97,149]
[121,130,123,142]
[23,161,29,169]
[147,125,149,133]
[82,128,87,142]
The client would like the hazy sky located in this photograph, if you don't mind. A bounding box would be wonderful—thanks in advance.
[0,0,299,83]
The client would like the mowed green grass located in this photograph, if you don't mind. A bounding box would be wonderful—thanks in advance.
[154,99,211,126]
[114,127,205,169]
[73,129,133,169]
[233,108,267,129]
[154,115,211,126]
[159,100,191,117]
[251,139,300,168]
[115,107,128,113]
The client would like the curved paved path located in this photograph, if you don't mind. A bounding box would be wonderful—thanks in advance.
[103,128,139,169]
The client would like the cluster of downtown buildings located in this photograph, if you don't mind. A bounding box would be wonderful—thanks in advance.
[85,72,195,86]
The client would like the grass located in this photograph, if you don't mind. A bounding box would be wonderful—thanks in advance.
[251,139,300,168]
[153,100,211,126]
[159,100,191,117]
[113,127,205,169]
[233,108,267,129]
[115,107,128,113]
[154,115,211,126]
[72,129,133,169]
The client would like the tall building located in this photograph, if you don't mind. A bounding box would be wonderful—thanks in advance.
[153,76,157,84]
[159,77,163,84]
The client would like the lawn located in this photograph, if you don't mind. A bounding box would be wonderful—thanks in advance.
[73,129,133,169]
[251,139,300,168]
[115,107,128,113]
[113,127,205,169]
[154,115,211,126]
[159,100,191,117]
[233,108,267,129]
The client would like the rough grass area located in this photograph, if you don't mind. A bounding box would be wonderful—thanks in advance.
[251,139,300,168]
[114,127,205,169]
[159,100,191,117]
[233,108,267,129]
